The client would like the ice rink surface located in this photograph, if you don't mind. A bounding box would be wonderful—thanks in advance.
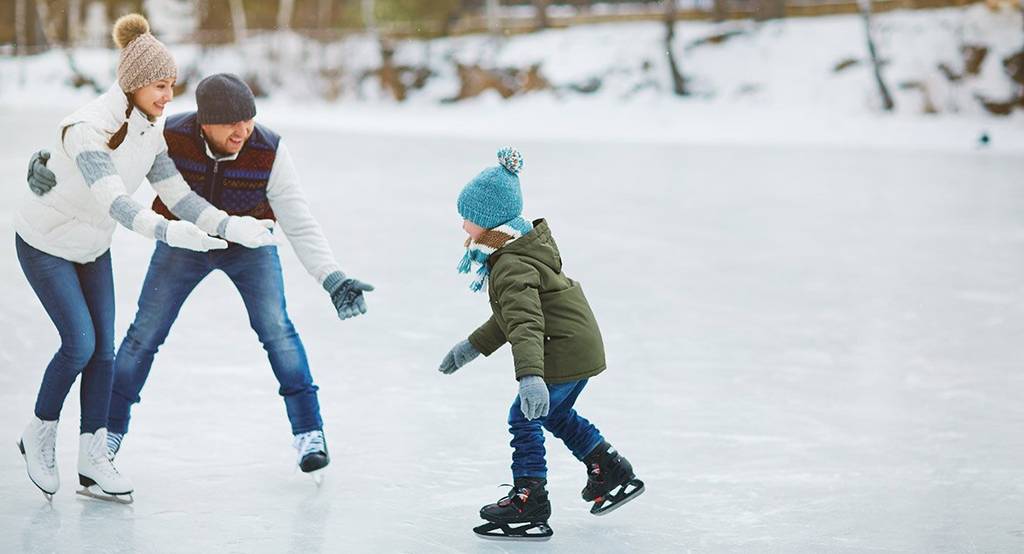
[1,107,1022,553]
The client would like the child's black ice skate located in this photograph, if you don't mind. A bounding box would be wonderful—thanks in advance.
[582,442,645,515]
[473,477,553,541]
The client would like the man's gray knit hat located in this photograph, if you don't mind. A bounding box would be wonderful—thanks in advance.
[113,14,177,93]
[195,74,257,125]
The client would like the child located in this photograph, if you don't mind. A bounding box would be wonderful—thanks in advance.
[438,147,644,540]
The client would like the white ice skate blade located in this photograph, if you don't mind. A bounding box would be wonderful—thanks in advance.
[308,469,326,487]
[591,480,645,516]
[77,485,134,505]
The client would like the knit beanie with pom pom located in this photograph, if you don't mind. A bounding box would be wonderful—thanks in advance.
[113,14,177,93]
[458,147,527,230]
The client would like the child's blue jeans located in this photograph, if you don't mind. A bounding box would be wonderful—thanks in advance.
[508,378,604,479]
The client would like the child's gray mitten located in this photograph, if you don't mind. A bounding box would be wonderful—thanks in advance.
[323,271,374,320]
[518,375,550,420]
[439,339,480,374]
[27,150,56,196]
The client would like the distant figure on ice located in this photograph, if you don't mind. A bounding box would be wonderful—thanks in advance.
[12,13,277,503]
[437,148,644,540]
[27,73,372,484]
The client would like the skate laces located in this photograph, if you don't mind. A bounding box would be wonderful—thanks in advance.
[293,430,326,463]
[88,431,123,478]
[37,421,58,473]
[496,484,531,510]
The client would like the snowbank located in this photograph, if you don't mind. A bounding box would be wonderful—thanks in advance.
[1,5,1022,151]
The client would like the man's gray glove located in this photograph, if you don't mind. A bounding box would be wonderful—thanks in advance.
[27,150,56,196]
[439,339,480,375]
[518,375,550,420]
[323,271,374,320]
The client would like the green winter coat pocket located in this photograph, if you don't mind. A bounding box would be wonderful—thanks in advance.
[539,283,606,383]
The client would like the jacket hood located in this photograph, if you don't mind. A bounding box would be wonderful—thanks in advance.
[492,219,562,273]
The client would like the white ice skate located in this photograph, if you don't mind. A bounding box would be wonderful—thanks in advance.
[18,416,60,500]
[77,428,133,504]
[294,430,330,486]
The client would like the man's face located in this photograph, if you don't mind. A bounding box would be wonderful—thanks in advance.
[201,119,255,155]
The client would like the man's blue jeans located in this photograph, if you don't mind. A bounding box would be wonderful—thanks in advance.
[508,379,605,479]
[16,234,116,434]
[107,242,322,436]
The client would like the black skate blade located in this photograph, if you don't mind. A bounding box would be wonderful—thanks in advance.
[77,485,134,505]
[473,521,553,541]
[591,478,645,516]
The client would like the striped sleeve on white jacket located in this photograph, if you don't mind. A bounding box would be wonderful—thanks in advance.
[62,123,174,242]
[146,137,232,237]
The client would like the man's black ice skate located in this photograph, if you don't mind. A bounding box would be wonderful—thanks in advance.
[473,477,554,541]
[582,442,645,515]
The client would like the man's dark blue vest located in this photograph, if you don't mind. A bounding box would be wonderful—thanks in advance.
[152,112,281,221]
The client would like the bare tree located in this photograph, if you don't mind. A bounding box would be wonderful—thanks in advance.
[363,0,377,37]
[755,0,785,21]
[15,0,27,56]
[858,0,894,111]
[277,0,294,30]
[665,0,686,96]
[533,0,549,31]
[68,0,82,46]
[486,0,501,35]
[712,0,729,23]
[229,0,248,42]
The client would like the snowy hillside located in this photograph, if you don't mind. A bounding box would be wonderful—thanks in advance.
[2,5,1023,150]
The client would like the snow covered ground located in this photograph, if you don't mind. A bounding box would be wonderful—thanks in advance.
[1,99,1023,552]
[3,6,1024,152]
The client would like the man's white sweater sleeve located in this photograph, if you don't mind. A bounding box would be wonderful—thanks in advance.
[266,140,343,285]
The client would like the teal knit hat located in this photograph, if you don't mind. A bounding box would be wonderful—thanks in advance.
[458,147,525,229]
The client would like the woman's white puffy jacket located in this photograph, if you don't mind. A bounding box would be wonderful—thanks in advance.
[13,84,237,263]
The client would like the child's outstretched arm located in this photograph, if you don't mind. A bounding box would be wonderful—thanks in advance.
[468,316,507,356]
[438,339,480,375]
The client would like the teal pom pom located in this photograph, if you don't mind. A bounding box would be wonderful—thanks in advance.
[497,147,523,175]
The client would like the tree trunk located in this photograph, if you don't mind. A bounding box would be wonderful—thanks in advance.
[68,0,81,46]
[486,0,501,35]
[277,0,294,30]
[858,0,894,111]
[665,0,686,96]
[712,0,729,23]
[755,0,785,21]
[229,0,247,43]
[317,0,332,30]
[15,0,27,56]
[533,0,549,31]
[363,0,377,37]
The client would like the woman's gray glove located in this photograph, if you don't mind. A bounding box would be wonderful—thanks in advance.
[438,339,480,375]
[27,150,56,196]
[518,375,550,420]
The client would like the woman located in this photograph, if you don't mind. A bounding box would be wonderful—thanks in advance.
[14,14,274,502]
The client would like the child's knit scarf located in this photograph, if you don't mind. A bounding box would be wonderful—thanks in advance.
[458,216,534,292]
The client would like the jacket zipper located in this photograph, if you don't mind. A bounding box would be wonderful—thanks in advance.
[210,160,222,206]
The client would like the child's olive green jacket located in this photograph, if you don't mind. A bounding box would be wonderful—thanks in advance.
[468,219,606,384]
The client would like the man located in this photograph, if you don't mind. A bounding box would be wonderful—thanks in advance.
[27,73,372,478]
